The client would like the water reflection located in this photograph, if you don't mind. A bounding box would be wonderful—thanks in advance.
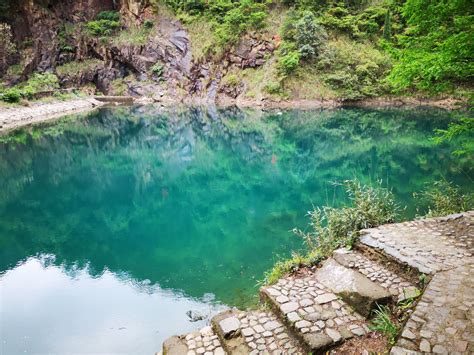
[1,256,225,354]
[0,105,472,354]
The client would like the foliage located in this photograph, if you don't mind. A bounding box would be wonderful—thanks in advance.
[386,0,474,93]
[294,179,399,256]
[433,117,474,156]
[278,50,300,75]
[223,73,240,87]
[415,180,473,218]
[1,73,59,102]
[150,62,164,78]
[143,19,155,29]
[320,5,387,40]
[159,0,267,47]
[96,11,120,22]
[266,179,400,284]
[213,0,267,46]
[56,59,103,77]
[263,81,283,95]
[318,39,392,99]
[281,11,327,61]
[86,12,120,37]
[370,304,398,345]
[1,88,21,103]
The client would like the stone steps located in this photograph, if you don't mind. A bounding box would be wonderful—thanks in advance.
[162,325,225,355]
[211,309,303,354]
[332,248,419,302]
[260,267,370,353]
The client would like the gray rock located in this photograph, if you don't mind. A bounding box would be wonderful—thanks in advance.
[316,258,391,316]
[219,316,240,338]
[281,302,299,314]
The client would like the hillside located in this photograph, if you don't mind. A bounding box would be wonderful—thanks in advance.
[0,0,472,106]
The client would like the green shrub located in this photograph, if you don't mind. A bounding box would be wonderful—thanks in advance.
[96,11,120,22]
[433,117,474,156]
[294,12,327,61]
[319,39,391,99]
[24,73,59,93]
[278,50,300,75]
[264,81,283,95]
[150,63,164,77]
[294,179,399,257]
[1,88,21,103]
[143,19,155,29]
[224,74,240,87]
[86,19,120,37]
[386,0,473,93]
[415,180,473,218]
[265,179,399,284]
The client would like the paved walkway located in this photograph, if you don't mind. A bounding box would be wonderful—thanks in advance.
[361,211,473,354]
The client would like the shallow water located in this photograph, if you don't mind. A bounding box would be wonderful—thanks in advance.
[0,106,472,354]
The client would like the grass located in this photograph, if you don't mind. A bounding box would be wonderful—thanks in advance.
[111,26,152,46]
[370,305,398,345]
[184,19,215,61]
[284,65,337,100]
[264,179,399,285]
[414,180,473,218]
[56,59,103,77]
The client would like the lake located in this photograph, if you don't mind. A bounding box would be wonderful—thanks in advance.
[0,105,472,354]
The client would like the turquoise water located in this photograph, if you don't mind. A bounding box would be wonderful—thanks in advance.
[0,106,472,354]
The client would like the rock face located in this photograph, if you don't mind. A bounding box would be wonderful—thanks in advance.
[1,0,275,103]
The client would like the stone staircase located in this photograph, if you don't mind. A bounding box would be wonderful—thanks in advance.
[160,211,473,354]
[162,248,416,354]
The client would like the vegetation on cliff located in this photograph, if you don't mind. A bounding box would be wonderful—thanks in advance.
[0,0,472,104]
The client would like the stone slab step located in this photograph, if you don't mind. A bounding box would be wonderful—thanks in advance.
[261,273,369,353]
[162,325,226,355]
[315,257,392,317]
[212,309,303,354]
[332,248,419,303]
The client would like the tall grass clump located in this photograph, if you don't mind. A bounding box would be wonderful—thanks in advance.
[370,304,398,345]
[415,180,473,218]
[264,179,399,284]
[294,179,399,256]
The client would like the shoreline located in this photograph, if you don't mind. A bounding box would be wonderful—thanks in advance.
[0,98,106,134]
[0,95,468,134]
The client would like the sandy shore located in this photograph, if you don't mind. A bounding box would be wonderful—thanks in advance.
[0,98,105,134]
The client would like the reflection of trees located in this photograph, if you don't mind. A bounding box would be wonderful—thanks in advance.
[0,106,471,307]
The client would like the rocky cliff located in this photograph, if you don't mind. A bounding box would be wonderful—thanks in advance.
[0,0,276,104]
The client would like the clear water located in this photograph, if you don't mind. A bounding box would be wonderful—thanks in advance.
[0,106,472,354]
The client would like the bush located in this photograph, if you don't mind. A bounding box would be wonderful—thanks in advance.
[143,19,154,29]
[265,179,399,284]
[319,39,391,99]
[150,63,164,78]
[96,11,120,22]
[294,12,327,61]
[86,19,120,37]
[278,51,300,75]
[433,117,474,156]
[23,73,59,96]
[415,180,473,218]
[264,81,283,95]
[294,179,399,257]
[1,88,21,103]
